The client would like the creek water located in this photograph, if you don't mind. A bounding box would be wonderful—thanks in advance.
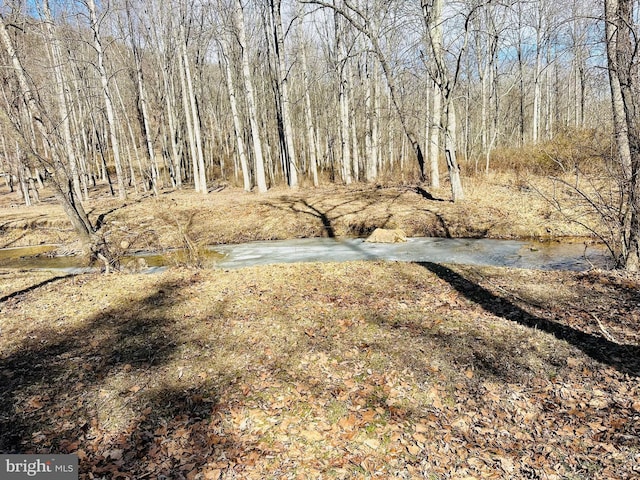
[0,237,611,273]
[212,237,609,271]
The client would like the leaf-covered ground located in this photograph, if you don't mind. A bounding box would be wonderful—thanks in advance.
[1,262,638,479]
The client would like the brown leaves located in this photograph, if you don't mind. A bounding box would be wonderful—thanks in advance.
[2,262,639,479]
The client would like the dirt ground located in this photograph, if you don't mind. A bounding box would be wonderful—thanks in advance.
[1,177,639,479]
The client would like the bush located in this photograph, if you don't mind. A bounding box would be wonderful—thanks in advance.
[480,128,612,177]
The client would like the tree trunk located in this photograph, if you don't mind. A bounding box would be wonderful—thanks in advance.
[365,54,378,182]
[444,101,464,201]
[163,68,182,189]
[423,0,464,201]
[221,39,251,191]
[300,31,319,186]
[181,23,207,194]
[43,0,82,202]
[424,0,443,187]
[126,0,159,195]
[270,0,298,188]
[532,19,543,144]
[86,0,127,200]
[235,0,268,193]
[605,0,640,271]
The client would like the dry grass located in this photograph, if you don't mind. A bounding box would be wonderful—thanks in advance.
[0,174,599,253]
[2,172,637,478]
[1,262,638,478]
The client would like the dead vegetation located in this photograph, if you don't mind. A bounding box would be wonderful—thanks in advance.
[0,262,638,479]
[0,175,599,253]
[1,174,638,479]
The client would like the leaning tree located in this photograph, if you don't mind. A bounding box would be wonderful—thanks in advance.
[0,10,112,267]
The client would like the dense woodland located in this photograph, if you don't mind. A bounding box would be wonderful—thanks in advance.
[0,0,638,269]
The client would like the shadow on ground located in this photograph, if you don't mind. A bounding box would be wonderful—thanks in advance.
[419,262,640,377]
[0,278,249,478]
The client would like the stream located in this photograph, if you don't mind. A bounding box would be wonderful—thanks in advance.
[0,237,611,273]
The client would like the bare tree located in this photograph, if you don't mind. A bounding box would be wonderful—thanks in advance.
[234,0,268,193]
[422,0,466,201]
[220,36,252,191]
[0,11,101,259]
[123,0,159,195]
[303,0,427,183]
[297,5,320,186]
[605,0,640,271]
[269,0,298,187]
[85,0,127,200]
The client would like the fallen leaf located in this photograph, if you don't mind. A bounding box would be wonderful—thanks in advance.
[414,423,429,433]
[26,396,44,411]
[106,449,123,460]
[566,357,581,368]
[301,429,323,442]
[407,444,421,456]
[339,415,357,430]
[499,456,515,473]
[364,438,380,449]
[361,409,376,423]
[413,432,428,443]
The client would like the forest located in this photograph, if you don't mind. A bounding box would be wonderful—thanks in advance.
[0,1,639,478]
[0,0,637,268]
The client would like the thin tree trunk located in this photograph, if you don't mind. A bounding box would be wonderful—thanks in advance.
[235,0,267,193]
[113,80,142,193]
[349,58,360,182]
[270,0,298,187]
[181,24,207,194]
[221,39,251,191]
[365,54,378,182]
[86,0,127,200]
[605,0,640,271]
[178,32,200,191]
[163,69,182,189]
[532,21,543,144]
[300,32,319,186]
[126,0,159,195]
[423,0,464,201]
[43,0,82,202]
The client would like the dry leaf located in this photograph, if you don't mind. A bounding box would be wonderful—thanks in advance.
[363,438,380,450]
[361,409,376,423]
[413,432,428,443]
[301,429,323,442]
[106,449,123,460]
[414,423,429,433]
[339,415,357,430]
[407,444,421,456]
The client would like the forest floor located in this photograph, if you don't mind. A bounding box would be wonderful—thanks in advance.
[1,175,639,479]
[0,173,596,252]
